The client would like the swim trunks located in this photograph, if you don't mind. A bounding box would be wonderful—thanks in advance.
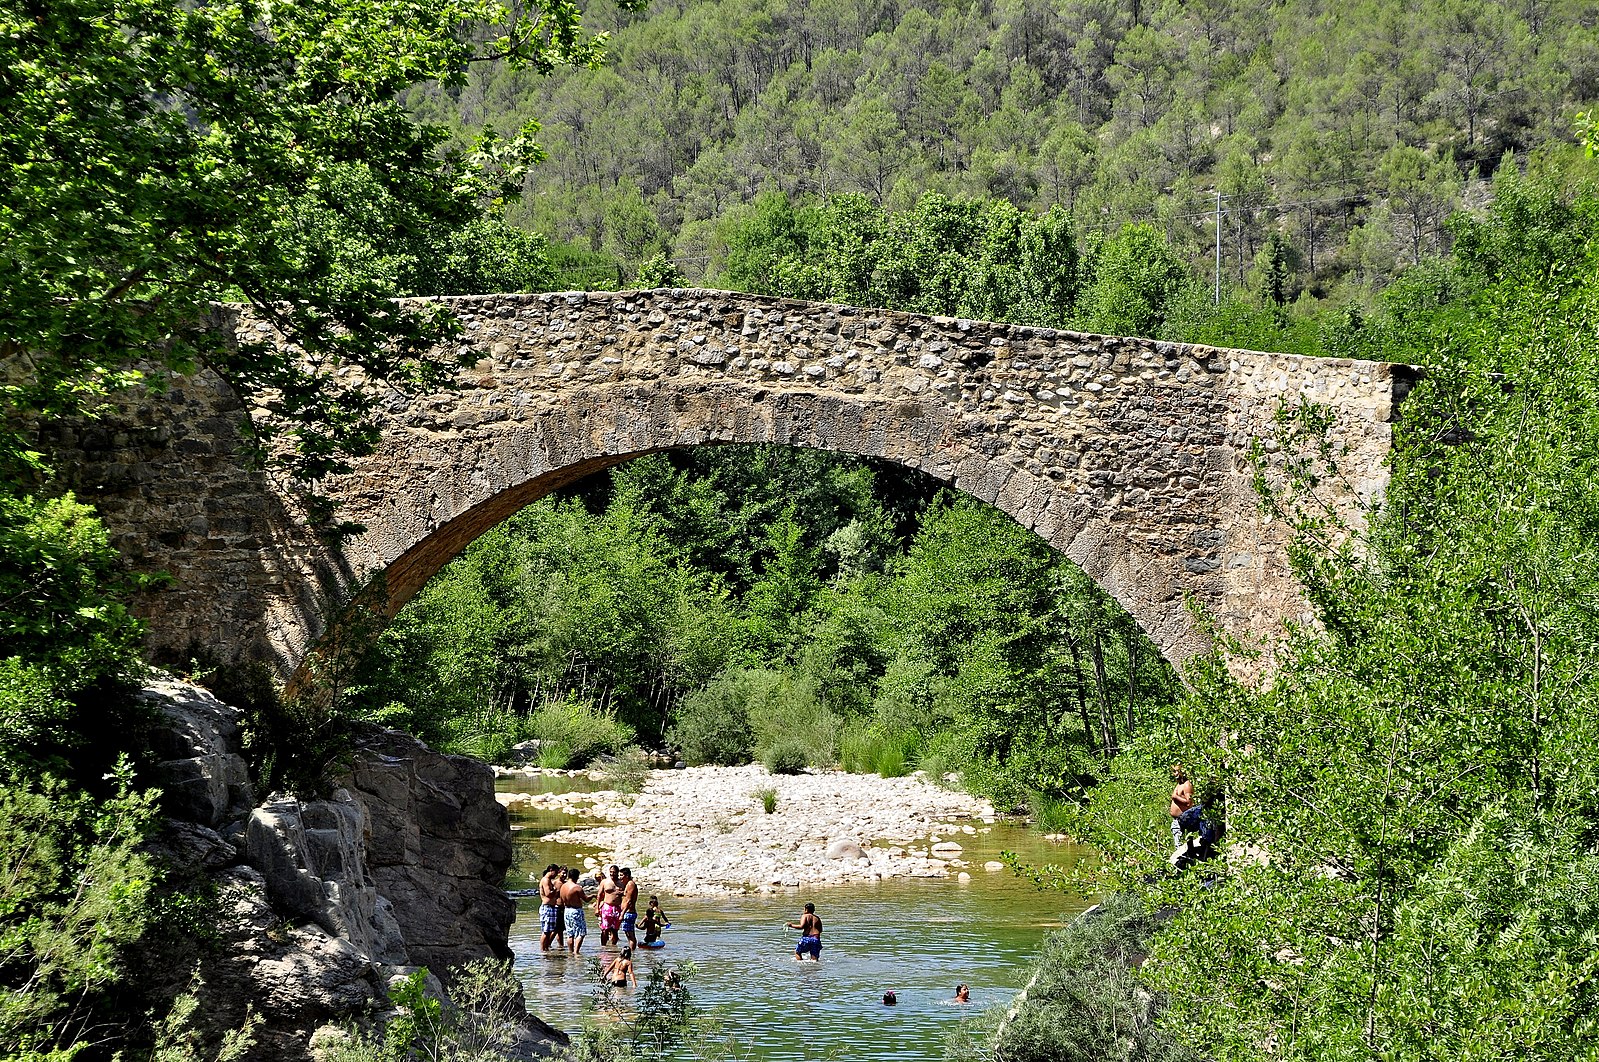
[539,903,560,934]
[796,935,821,959]
[565,908,588,937]
[621,911,637,934]
[600,902,621,932]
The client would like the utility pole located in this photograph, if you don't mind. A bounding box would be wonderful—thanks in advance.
[1214,188,1222,306]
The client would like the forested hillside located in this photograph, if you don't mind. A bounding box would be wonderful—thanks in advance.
[411,0,1599,297]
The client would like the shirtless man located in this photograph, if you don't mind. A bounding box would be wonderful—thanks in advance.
[1169,766,1195,848]
[787,901,822,961]
[618,867,640,950]
[538,863,563,952]
[596,864,623,947]
[560,866,588,955]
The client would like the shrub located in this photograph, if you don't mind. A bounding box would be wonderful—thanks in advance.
[912,729,968,787]
[744,670,839,768]
[670,674,755,766]
[527,699,633,768]
[536,741,575,770]
[763,740,810,775]
[437,698,531,764]
[993,892,1197,1062]
[601,748,652,794]
[839,724,919,777]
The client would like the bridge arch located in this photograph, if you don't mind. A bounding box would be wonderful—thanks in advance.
[47,290,1407,684]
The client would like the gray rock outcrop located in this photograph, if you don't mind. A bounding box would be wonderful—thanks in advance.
[139,678,535,1060]
[345,728,515,975]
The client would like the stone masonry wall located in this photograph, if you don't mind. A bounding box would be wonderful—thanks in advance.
[37,289,1411,681]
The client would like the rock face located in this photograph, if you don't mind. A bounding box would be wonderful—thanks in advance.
[141,678,526,1060]
[345,728,516,975]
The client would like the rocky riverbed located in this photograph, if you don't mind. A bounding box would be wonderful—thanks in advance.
[494,765,1013,895]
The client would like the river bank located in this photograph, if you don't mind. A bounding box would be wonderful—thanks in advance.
[495,764,1065,895]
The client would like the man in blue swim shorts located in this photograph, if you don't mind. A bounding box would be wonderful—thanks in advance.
[538,864,563,952]
[618,867,640,949]
[787,901,822,961]
[560,866,589,955]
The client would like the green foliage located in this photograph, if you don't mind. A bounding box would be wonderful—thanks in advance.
[314,959,529,1062]
[564,961,699,1062]
[720,192,1080,325]
[0,0,627,497]
[636,253,686,288]
[988,893,1199,1062]
[600,748,653,794]
[838,725,919,778]
[762,741,811,776]
[1077,224,1198,337]
[754,786,777,814]
[526,700,634,769]
[0,763,160,1059]
[427,0,1596,296]
[671,672,756,767]
[1052,173,1599,1060]
[145,982,260,1062]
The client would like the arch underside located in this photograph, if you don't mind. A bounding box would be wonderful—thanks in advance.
[297,381,1214,690]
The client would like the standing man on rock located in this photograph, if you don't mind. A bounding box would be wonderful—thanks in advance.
[561,866,588,955]
[596,863,623,947]
[618,867,640,950]
[787,901,822,962]
[1169,766,1195,848]
[538,863,563,953]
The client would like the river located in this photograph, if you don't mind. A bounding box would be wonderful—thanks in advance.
[498,772,1099,1061]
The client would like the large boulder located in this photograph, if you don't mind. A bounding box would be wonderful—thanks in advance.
[825,837,865,861]
[245,793,409,966]
[132,679,538,1060]
[344,728,516,977]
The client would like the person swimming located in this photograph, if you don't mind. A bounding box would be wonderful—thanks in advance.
[954,984,971,1004]
[882,990,897,1006]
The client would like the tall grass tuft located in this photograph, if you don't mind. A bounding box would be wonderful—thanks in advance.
[839,724,920,777]
[527,698,634,768]
[438,699,531,764]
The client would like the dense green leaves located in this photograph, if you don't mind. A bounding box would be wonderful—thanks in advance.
[0,0,618,492]
[427,0,1599,302]
[355,447,1179,810]
[1058,169,1599,1060]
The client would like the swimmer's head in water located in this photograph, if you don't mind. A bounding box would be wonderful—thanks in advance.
[882,991,897,1005]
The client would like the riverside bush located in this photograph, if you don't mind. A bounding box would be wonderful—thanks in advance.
[840,725,920,777]
[527,699,633,768]
[437,699,532,764]
[670,673,755,766]
[601,748,653,794]
[763,740,810,775]
[988,892,1196,1062]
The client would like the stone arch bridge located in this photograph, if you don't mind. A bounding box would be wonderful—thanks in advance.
[50,289,1411,685]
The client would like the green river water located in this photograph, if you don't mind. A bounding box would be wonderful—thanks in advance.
[498,774,1098,1061]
